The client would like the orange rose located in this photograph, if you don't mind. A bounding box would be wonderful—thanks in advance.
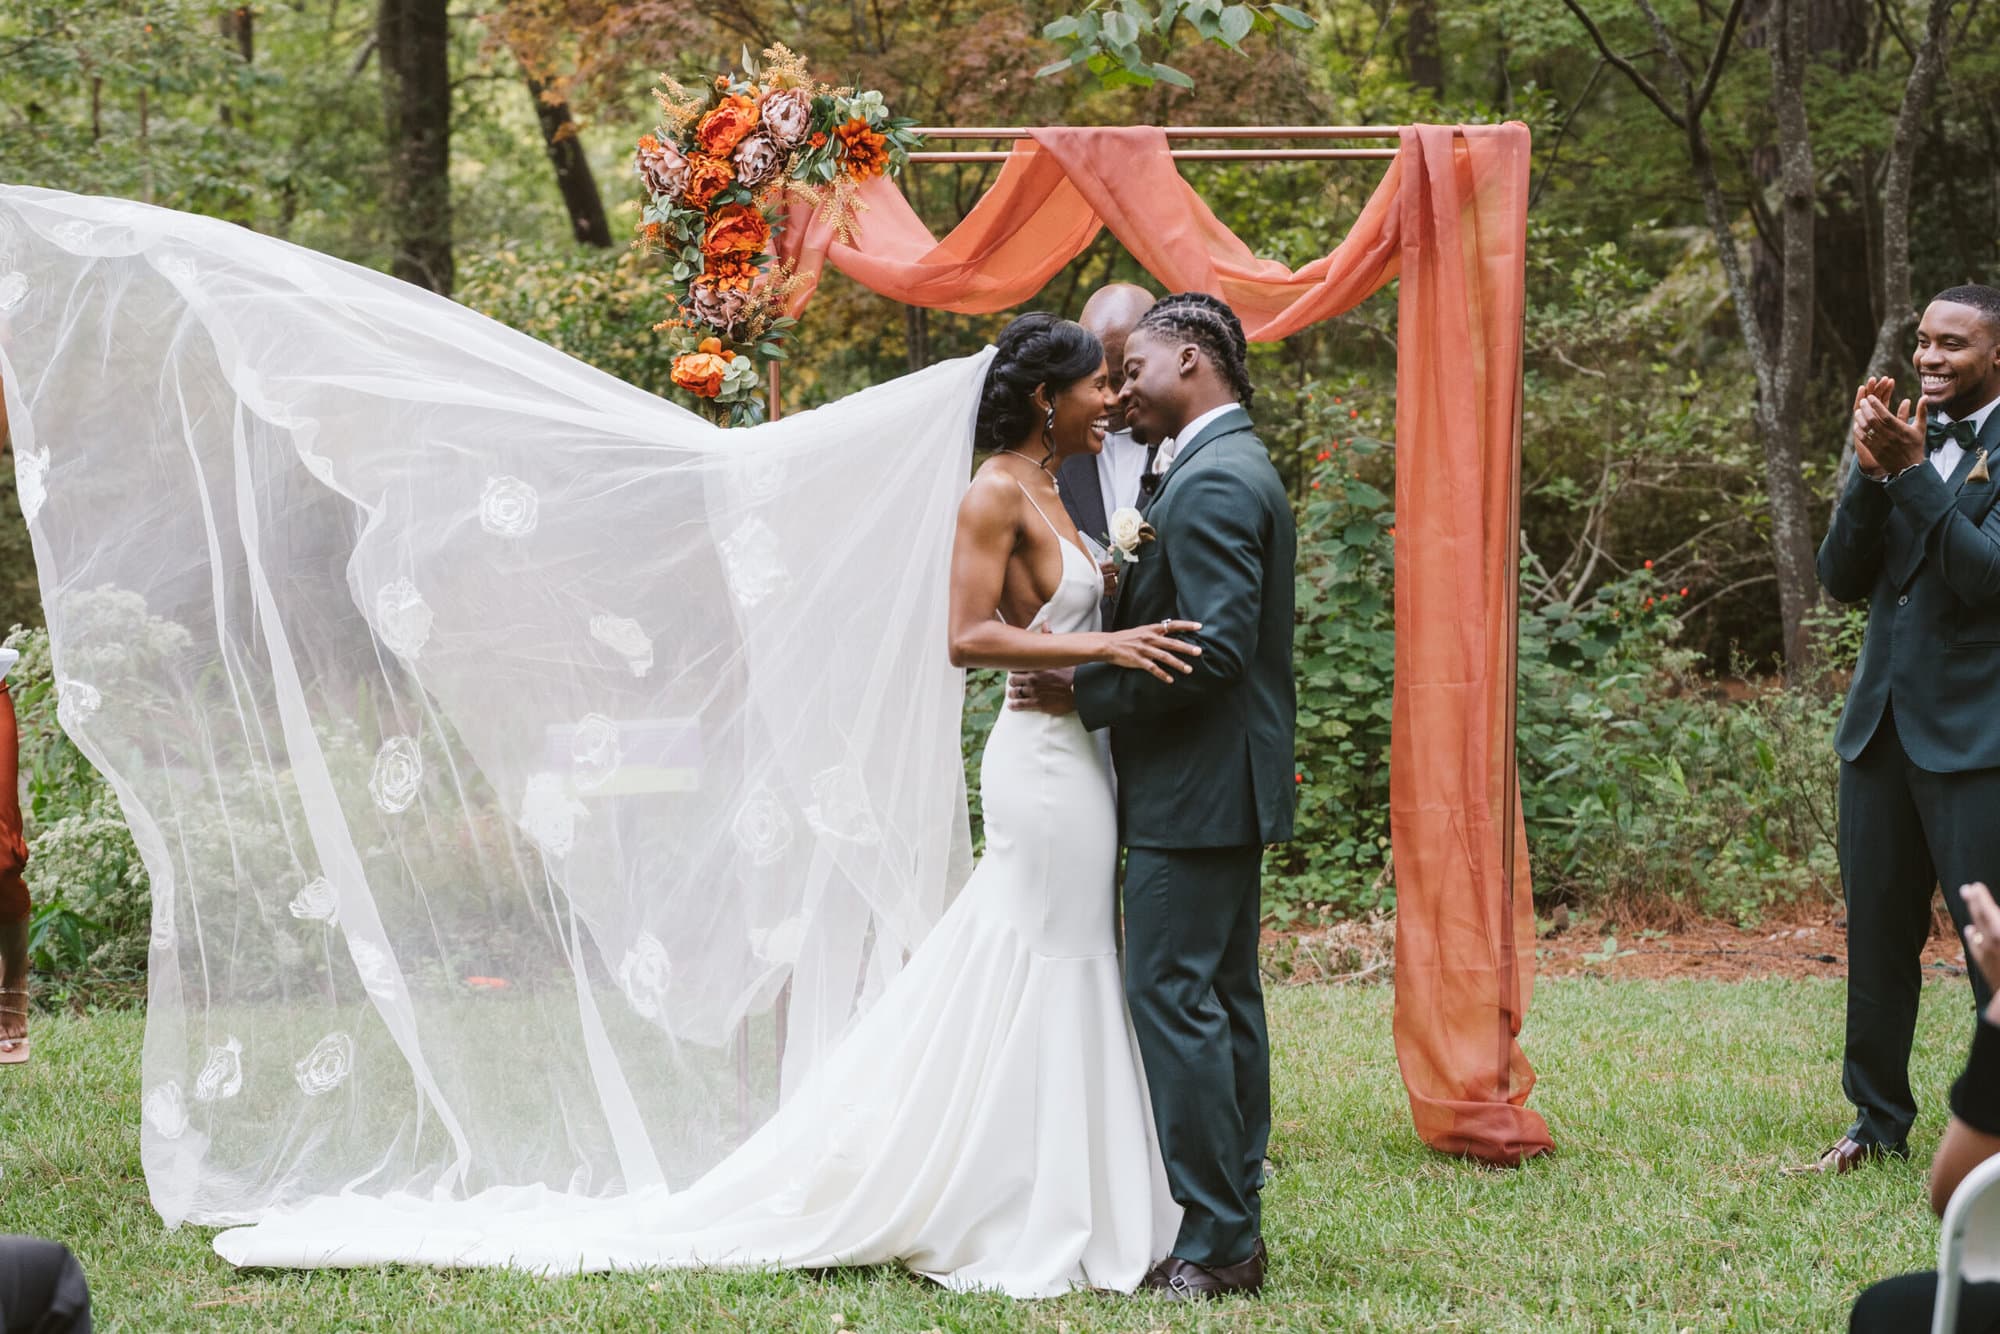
[702,204,771,260]
[701,254,760,292]
[695,94,761,158]
[682,153,734,209]
[672,350,731,398]
[835,120,889,179]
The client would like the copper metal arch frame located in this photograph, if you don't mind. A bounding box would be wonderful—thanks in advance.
[750,125,1526,1115]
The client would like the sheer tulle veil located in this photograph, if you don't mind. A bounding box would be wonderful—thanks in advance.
[0,184,992,1227]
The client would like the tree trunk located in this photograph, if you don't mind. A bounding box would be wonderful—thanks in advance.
[378,0,453,294]
[1763,0,1820,669]
[219,5,253,128]
[1570,0,1821,667]
[1831,0,1958,499]
[526,79,612,248]
[1406,0,1445,94]
[1745,0,1868,386]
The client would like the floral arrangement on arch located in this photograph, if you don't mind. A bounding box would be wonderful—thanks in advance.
[635,45,921,426]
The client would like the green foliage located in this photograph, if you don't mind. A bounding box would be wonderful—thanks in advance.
[4,625,149,1004]
[1514,612,1842,923]
[1038,0,1316,89]
[456,242,685,394]
[1273,396,1395,917]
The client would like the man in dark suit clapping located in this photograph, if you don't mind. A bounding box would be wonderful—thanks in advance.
[1804,284,2000,1173]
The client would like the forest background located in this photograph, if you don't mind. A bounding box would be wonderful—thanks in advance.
[4,0,1997,998]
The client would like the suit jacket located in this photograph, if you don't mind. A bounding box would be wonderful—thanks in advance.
[1819,407,2000,770]
[1073,406,1297,848]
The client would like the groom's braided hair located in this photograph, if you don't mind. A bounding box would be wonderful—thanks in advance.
[1135,292,1256,411]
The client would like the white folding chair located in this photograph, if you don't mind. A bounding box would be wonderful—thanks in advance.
[1934,1154,2000,1332]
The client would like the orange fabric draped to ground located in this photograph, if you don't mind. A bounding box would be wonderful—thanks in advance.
[777,124,1551,1164]
[0,682,26,924]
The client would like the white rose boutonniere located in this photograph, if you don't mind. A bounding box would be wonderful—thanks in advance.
[1106,506,1157,565]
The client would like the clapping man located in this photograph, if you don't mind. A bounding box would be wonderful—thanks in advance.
[1805,284,2000,1173]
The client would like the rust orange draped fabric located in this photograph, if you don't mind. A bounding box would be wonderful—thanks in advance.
[776,123,1552,1164]
[0,682,26,925]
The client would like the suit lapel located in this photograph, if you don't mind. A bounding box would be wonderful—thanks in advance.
[1057,450,1108,541]
[1157,406,1254,498]
[1887,412,2000,589]
[1120,410,1254,627]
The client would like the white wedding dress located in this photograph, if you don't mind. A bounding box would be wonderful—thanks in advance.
[210,499,1178,1292]
[0,185,1175,1296]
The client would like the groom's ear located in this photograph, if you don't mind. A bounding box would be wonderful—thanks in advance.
[1176,343,1201,378]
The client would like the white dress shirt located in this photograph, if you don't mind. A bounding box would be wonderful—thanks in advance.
[1151,403,1239,477]
[1931,390,2000,480]
[1095,429,1150,517]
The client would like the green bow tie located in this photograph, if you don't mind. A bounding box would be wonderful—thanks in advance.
[1928,417,1978,456]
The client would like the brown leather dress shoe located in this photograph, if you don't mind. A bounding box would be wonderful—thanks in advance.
[1142,1239,1267,1300]
[1783,1135,1910,1175]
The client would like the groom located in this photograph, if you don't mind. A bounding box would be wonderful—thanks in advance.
[1010,292,1296,1299]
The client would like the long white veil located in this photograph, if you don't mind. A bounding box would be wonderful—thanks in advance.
[0,185,986,1228]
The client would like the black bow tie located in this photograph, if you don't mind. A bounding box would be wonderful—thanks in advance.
[1929,418,1978,456]
[1139,472,1161,499]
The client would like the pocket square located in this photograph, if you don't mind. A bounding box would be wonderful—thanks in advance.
[1971,449,1990,485]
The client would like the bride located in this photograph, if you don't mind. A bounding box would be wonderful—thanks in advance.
[0,188,1201,1295]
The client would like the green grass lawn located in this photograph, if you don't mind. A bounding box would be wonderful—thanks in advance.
[0,977,1973,1331]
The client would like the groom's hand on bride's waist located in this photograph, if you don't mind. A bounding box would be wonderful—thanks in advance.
[1007,668,1076,715]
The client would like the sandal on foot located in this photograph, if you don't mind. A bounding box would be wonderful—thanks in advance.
[0,985,29,1065]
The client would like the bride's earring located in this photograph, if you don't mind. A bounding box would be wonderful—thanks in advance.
[1042,408,1056,446]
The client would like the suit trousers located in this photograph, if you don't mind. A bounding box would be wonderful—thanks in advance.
[1840,704,1998,1147]
[1850,1272,2000,1333]
[1121,844,1268,1269]
[0,1236,91,1333]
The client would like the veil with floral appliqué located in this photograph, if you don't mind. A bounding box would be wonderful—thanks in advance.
[0,184,988,1226]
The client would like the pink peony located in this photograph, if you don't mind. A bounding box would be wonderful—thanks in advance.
[689,281,753,332]
[733,132,786,190]
[636,134,689,202]
[761,89,814,148]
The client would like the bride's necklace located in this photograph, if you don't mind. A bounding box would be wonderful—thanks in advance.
[999,447,1061,495]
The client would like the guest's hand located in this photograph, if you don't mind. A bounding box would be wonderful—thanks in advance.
[1006,667,1076,716]
[1852,378,1895,477]
[1099,561,1119,599]
[1855,382,1927,478]
[1958,882,2000,1023]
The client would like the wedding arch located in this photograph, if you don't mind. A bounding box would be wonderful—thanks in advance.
[767,122,1551,1165]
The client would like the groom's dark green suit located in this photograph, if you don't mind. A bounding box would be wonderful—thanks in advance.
[1818,402,2000,1150]
[1073,404,1295,1270]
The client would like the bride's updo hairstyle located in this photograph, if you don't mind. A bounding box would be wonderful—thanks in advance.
[974,312,1105,454]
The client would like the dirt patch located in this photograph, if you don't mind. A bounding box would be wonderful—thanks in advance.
[1537,904,1969,982]
[1263,904,1974,985]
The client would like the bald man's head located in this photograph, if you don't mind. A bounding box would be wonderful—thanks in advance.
[1078,283,1155,431]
